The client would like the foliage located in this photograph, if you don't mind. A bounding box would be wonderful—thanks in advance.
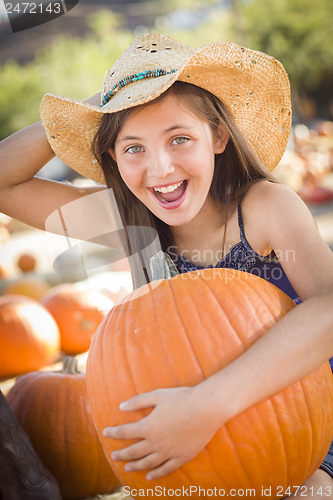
[241,0,333,88]
[1,0,332,139]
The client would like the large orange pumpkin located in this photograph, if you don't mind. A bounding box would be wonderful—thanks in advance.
[6,356,121,500]
[86,269,333,498]
[42,283,113,354]
[0,295,60,377]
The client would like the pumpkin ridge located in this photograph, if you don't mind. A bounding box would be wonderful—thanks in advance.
[124,302,143,409]
[87,320,119,482]
[199,271,251,347]
[271,389,304,484]
[264,398,289,485]
[299,376,324,476]
[226,276,275,348]
[294,381,314,478]
[233,277,274,345]
[187,274,232,373]
[152,283,186,389]
[224,417,258,490]
[100,313,116,426]
[10,373,44,439]
[76,377,96,492]
[114,302,142,424]
[150,279,203,388]
[168,277,207,381]
[246,274,294,319]
[251,403,285,484]
[58,376,70,482]
[197,272,248,354]
[106,306,130,429]
[173,273,240,378]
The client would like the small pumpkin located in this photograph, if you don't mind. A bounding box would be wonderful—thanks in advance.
[6,356,121,500]
[4,276,50,301]
[0,295,60,377]
[86,268,333,498]
[17,253,37,273]
[42,283,113,354]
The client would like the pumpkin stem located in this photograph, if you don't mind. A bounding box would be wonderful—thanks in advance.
[60,356,81,374]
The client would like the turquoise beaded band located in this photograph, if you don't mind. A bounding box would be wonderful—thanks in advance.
[100,68,178,107]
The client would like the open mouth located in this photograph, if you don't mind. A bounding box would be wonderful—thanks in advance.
[151,180,188,209]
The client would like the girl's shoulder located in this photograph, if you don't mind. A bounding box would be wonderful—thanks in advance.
[241,180,314,255]
[243,179,309,221]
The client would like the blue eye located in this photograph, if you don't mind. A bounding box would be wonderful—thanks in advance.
[126,145,143,154]
[173,137,189,145]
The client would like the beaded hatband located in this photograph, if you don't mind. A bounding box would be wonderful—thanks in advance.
[100,68,177,107]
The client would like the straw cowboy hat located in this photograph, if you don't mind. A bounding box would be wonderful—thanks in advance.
[39,33,292,184]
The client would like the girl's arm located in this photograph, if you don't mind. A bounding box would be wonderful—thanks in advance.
[0,93,104,232]
[104,181,333,479]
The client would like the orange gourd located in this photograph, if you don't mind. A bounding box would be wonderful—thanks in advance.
[42,283,113,354]
[86,269,333,498]
[0,295,60,377]
[6,356,121,500]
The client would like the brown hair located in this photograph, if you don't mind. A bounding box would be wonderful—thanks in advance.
[92,81,276,287]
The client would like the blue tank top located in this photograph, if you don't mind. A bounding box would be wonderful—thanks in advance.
[175,203,301,305]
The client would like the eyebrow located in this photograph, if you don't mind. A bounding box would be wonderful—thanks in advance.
[117,125,192,143]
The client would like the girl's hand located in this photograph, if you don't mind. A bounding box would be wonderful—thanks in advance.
[103,385,222,480]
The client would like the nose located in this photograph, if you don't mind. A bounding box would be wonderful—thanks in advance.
[146,152,175,179]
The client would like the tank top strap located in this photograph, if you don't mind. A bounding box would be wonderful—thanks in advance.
[237,202,246,242]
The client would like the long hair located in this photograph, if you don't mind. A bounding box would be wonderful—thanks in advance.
[92,82,276,288]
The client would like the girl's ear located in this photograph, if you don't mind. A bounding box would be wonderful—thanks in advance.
[214,123,230,154]
[108,148,117,163]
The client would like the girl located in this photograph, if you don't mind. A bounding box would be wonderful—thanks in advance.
[1,34,333,497]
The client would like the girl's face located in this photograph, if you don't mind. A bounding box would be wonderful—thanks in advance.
[111,93,229,227]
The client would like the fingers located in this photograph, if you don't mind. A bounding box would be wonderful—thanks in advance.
[103,419,146,440]
[115,448,180,478]
[119,390,163,412]
[111,440,149,462]
[145,458,181,480]
[110,439,168,475]
[124,452,163,473]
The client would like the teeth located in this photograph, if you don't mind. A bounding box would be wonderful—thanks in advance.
[154,181,183,194]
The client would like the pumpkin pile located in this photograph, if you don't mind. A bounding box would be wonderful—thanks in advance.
[86,268,333,498]
[6,356,121,500]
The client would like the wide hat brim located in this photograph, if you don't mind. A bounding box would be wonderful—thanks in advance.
[40,34,291,184]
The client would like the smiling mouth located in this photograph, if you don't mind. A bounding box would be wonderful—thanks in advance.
[152,180,187,204]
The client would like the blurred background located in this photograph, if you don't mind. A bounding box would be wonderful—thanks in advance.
[0,0,333,288]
